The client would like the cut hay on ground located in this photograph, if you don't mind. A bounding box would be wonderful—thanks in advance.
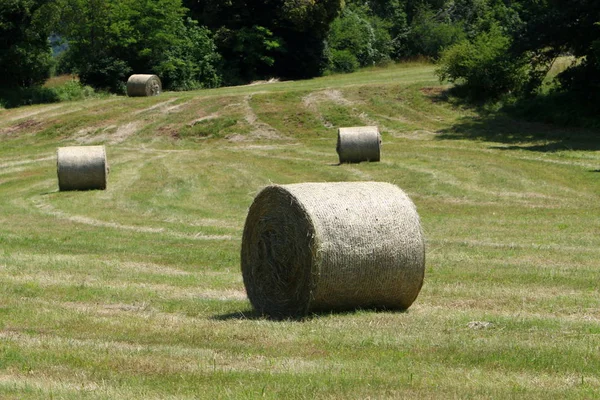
[56,145,108,191]
[241,182,425,319]
[126,74,162,97]
[336,126,381,163]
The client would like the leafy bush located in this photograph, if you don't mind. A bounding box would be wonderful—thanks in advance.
[0,78,101,109]
[0,87,58,108]
[436,24,529,100]
[328,9,375,67]
[52,80,98,102]
[325,7,393,73]
[328,49,360,73]
[75,56,131,95]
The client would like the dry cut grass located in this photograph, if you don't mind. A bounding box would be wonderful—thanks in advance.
[0,62,599,399]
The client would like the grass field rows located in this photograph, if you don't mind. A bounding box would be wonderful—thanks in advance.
[0,63,599,399]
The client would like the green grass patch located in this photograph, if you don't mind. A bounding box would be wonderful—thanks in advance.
[0,62,599,399]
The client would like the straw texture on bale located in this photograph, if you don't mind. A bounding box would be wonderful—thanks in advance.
[126,74,162,97]
[57,145,108,191]
[336,126,381,163]
[241,182,425,319]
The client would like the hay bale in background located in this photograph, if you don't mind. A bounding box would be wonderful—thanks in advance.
[336,126,381,163]
[57,145,108,191]
[126,74,162,97]
[241,182,425,319]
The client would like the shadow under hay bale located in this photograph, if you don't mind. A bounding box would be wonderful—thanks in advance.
[241,182,425,320]
[336,126,381,163]
[56,145,108,191]
[126,74,162,97]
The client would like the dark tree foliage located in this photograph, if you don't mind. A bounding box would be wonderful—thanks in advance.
[514,0,600,97]
[184,0,342,84]
[325,4,395,73]
[0,0,58,88]
[435,0,599,125]
[274,0,343,79]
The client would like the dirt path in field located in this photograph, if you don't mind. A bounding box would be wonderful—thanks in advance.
[302,89,355,129]
[228,95,287,142]
[73,121,144,145]
[133,98,179,115]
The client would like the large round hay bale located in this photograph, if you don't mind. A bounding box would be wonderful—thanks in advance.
[241,182,425,319]
[126,74,162,97]
[57,145,108,191]
[336,126,381,163]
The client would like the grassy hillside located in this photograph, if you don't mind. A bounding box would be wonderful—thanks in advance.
[0,62,599,399]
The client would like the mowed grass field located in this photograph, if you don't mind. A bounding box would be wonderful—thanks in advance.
[1,63,599,399]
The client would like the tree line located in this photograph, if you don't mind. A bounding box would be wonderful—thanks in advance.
[1,0,599,122]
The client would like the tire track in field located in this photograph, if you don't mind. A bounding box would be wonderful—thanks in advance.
[30,198,233,240]
[132,98,179,115]
[3,104,64,122]
[0,271,246,302]
[223,146,316,168]
[0,329,327,376]
[428,237,600,254]
[382,161,571,207]
[0,155,55,176]
[2,98,123,124]
[103,151,242,231]
[16,151,237,237]
[225,144,375,179]
[301,88,404,137]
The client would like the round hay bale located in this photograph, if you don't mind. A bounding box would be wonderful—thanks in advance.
[336,126,381,163]
[126,74,162,97]
[56,145,108,191]
[241,182,425,319]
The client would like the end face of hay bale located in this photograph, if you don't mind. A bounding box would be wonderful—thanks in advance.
[56,145,108,191]
[126,74,162,97]
[241,182,425,319]
[241,186,318,319]
[337,126,381,163]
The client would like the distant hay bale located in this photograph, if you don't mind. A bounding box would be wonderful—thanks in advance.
[241,182,425,319]
[336,126,381,163]
[126,74,162,97]
[57,145,108,191]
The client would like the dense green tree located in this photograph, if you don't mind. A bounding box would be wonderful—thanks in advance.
[0,0,59,88]
[437,23,529,99]
[437,0,599,103]
[276,0,343,78]
[364,0,409,58]
[326,5,393,73]
[407,5,466,58]
[58,0,220,92]
[212,25,283,85]
[402,0,522,59]
[148,18,221,91]
[513,0,600,96]
[184,0,342,84]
